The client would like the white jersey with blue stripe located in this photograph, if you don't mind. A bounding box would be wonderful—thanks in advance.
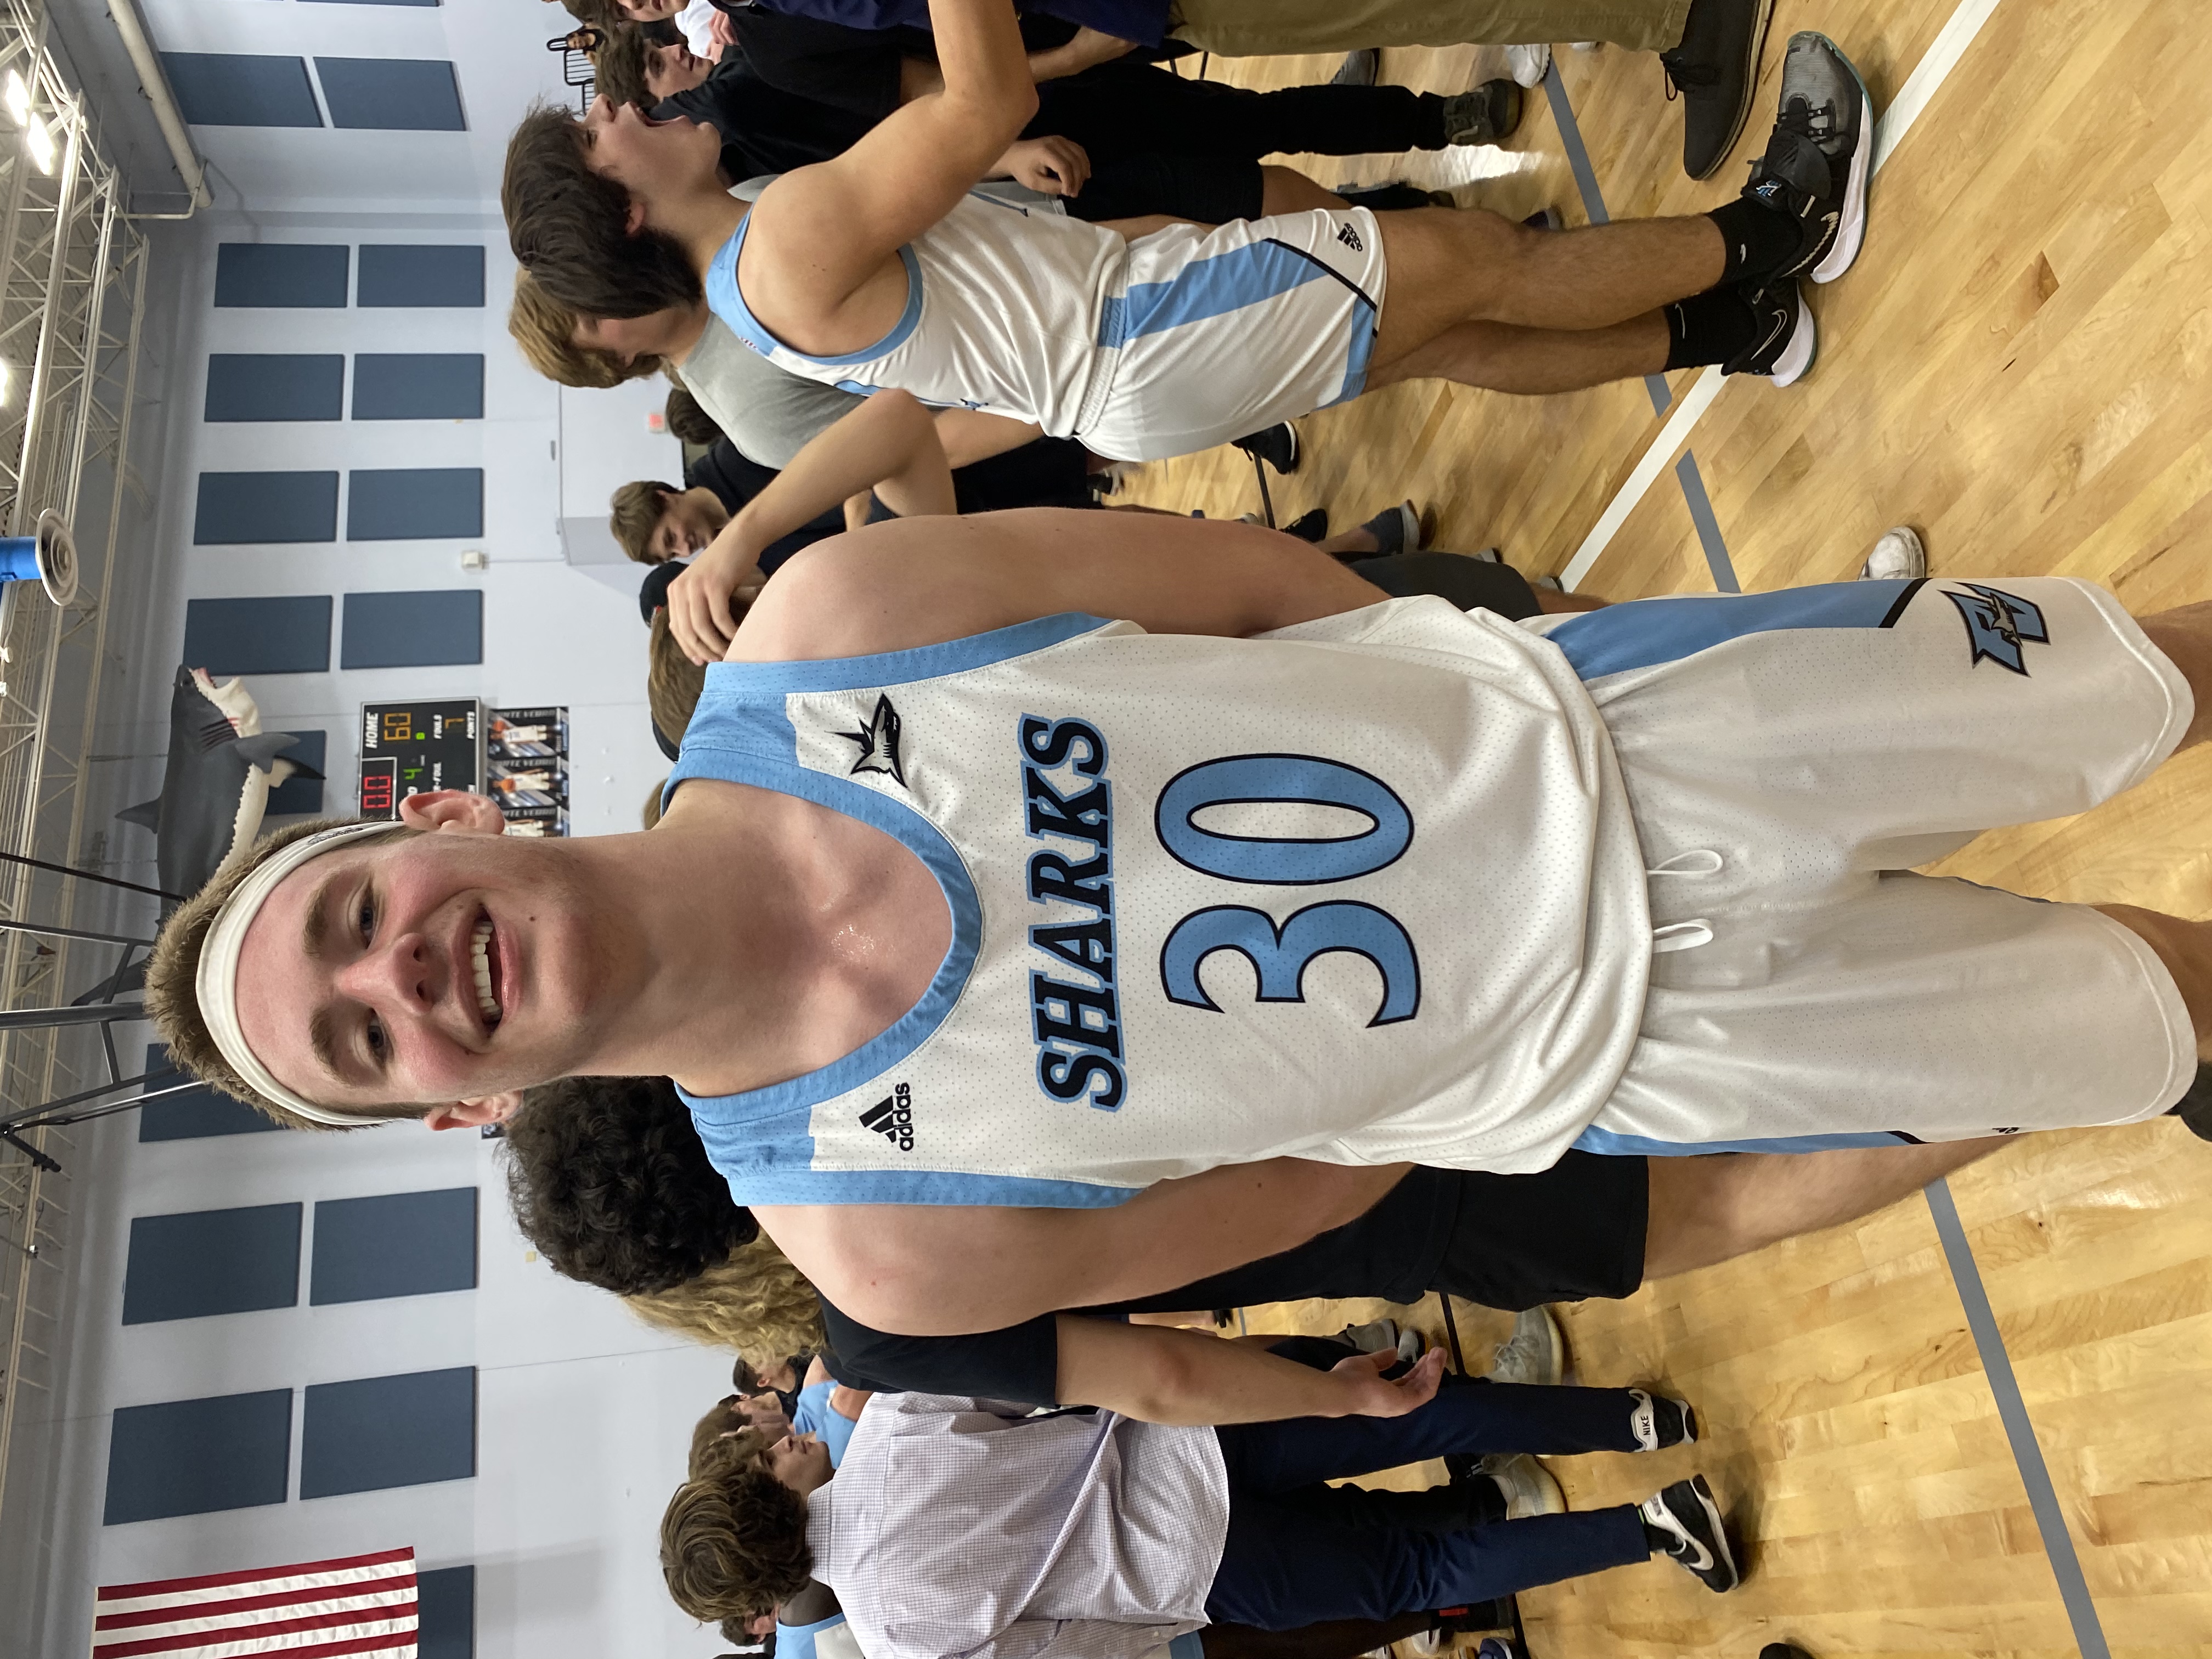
[707,188,1125,435]
[667,597,1652,1207]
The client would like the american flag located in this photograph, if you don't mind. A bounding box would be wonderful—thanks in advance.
[93,1547,419,1658]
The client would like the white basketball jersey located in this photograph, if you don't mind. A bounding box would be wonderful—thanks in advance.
[669,599,1654,1206]
[707,188,1124,436]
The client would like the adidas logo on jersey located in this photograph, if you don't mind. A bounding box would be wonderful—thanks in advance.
[1336,221,1364,253]
[860,1081,915,1152]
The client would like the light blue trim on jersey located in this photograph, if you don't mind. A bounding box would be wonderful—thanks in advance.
[793,1379,861,1466]
[1547,580,1920,681]
[1169,1634,1207,1659]
[1574,1124,1921,1156]
[706,216,926,367]
[776,1612,848,1659]
[667,612,1144,1209]
[1097,238,1336,348]
[1323,296,1379,408]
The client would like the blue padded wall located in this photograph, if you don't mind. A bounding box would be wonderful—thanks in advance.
[340,590,480,669]
[121,1204,301,1325]
[315,59,465,131]
[103,1390,292,1523]
[194,471,340,545]
[348,469,482,540]
[300,1368,476,1498]
[310,1188,477,1305]
[417,1567,475,1659]
[205,355,344,422]
[264,730,329,816]
[180,595,332,676]
[163,55,323,128]
[138,1045,281,1142]
[215,245,348,308]
[358,245,484,308]
[351,355,482,420]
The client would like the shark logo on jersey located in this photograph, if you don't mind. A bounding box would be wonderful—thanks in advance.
[839,693,907,785]
[1943,583,2048,675]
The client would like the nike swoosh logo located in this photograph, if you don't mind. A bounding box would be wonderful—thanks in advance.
[1675,1533,1716,1572]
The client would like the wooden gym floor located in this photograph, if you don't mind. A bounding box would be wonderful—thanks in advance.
[1134,2,2212,1655]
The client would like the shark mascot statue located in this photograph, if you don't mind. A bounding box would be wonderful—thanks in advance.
[117,667,324,908]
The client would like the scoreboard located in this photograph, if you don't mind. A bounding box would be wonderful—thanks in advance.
[356,699,483,820]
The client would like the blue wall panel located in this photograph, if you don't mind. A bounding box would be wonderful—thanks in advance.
[180,595,332,676]
[348,469,482,540]
[301,1368,476,1498]
[122,1204,301,1325]
[139,1045,281,1142]
[194,471,340,545]
[340,590,480,669]
[358,245,483,308]
[205,355,344,422]
[311,1188,477,1305]
[351,355,482,420]
[103,1390,292,1523]
[315,59,465,131]
[163,55,323,128]
[417,1567,475,1659]
[215,245,348,308]
[264,730,329,816]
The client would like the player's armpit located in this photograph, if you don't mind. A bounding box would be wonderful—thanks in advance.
[756,1157,1408,1336]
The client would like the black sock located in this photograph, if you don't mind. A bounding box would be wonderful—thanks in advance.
[1641,1515,1675,1553]
[1706,196,1798,285]
[1663,288,1756,369]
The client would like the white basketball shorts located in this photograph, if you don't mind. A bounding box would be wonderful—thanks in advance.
[1528,577,2199,1154]
[1073,206,1389,462]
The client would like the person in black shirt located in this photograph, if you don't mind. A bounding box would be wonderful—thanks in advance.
[503,1073,2001,1415]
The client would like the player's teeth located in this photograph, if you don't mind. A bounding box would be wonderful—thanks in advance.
[470,918,500,1025]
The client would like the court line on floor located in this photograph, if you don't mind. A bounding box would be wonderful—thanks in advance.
[1924,1178,2112,1658]
[1539,66,1741,594]
[1554,0,2007,591]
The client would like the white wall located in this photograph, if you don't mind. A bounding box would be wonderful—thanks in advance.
[38,3,744,1654]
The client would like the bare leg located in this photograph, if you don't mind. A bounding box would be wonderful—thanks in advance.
[1369,314,1668,396]
[1261,166,1351,215]
[1640,1139,2008,1281]
[1536,588,1608,613]
[2094,905,2212,1051]
[1372,207,1724,359]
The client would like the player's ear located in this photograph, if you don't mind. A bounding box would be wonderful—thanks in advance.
[398,791,508,836]
[424,1091,523,1132]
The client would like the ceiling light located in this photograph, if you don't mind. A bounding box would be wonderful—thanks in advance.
[4,72,26,126]
[0,363,12,405]
[26,114,53,175]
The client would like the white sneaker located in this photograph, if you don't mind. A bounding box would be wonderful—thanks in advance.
[1487,1453,1567,1519]
[1505,43,1551,87]
[1858,524,1926,580]
[1485,1306,1565,1386]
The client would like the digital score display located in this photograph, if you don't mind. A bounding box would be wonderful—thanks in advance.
[357,699,483,820]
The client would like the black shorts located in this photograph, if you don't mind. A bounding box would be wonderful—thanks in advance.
[1349,552,1544,622]
[1427,1152,1650,1310]
[1064,155,1265,225]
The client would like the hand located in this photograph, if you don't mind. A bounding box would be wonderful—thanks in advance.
[996,135,1090,198]
[1327,1345,1445,1418]
[668,529,763,664]
[706,8,738,52]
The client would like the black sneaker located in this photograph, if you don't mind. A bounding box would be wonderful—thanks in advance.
[2165,1060,2212,1140]
[1658,0,1775,179]
[1231,422,1299,474]
[1722,280,1814,387]
[1628,1387,1699,1450]
[1280,509,1330,543]
[1639,1475,1742,1593]
[1759,1648,1814,1659]
[1738,32,1874,284]
[1332,48,1379,87]
[1441,80,1524,146]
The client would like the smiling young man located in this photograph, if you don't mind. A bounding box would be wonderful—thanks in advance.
[506,0,1872,462]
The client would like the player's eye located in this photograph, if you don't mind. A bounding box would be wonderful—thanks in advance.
[357,891,376,948]
[364,1012,387,1064]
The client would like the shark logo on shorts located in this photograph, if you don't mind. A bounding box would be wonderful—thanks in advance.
[1943,583,2048,675]
[840,693,907,786]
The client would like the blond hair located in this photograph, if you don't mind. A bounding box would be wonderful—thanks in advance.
[626,1235,827,1367]
[508,268,663,390]
[145,817,416,1131]
[661,1429,815,1624]
[648,606,709,743]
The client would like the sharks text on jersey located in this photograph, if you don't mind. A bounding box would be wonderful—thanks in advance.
[1019,714,1125,1110]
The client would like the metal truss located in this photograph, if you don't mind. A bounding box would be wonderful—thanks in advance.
[0,0,152,1635]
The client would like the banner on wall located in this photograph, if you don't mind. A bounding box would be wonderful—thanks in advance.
[488,706,570,837]
[357,698,482,819]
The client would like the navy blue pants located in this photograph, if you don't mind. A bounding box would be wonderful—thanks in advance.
[1203,1381,1653,1630]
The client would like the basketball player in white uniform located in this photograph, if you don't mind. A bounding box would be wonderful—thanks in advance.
[504,0,1869,463]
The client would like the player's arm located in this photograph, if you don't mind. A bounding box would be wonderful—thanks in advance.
[934,407,1044,467]
[1054,1318,1442,1425]
[754,1158,1408,1335]
[736,508,1388,664]
[669,390,955,662]
[742,0,1037,349]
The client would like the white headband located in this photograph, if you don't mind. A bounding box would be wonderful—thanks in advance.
[194,821,405,1128]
